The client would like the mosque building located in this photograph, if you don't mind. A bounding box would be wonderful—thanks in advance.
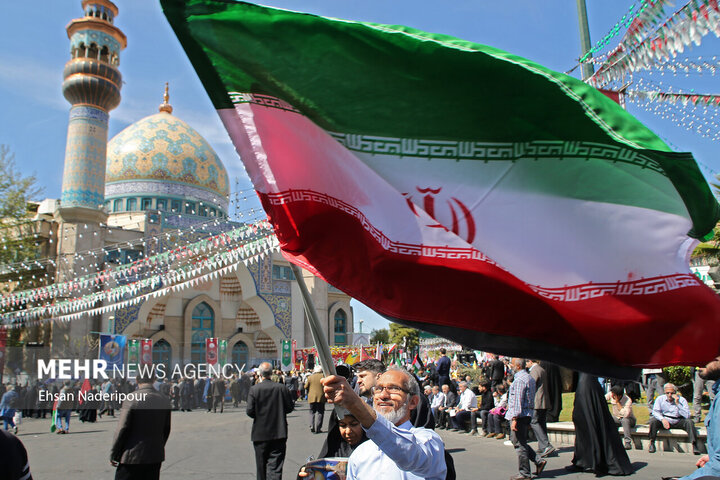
[12,0,352,375]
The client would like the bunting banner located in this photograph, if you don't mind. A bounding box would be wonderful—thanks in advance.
[99,334,126,370]
[281,340,292,371]
[127,339,140,366]
[206,337,218,365]
[162,0,720,376]
[140,339,153,366]
[0,221,278,325]
[589,0,720,87]
[218,339,228,365]
[295,348,305,370]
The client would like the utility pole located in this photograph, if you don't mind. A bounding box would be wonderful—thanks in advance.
[576,0,595,81]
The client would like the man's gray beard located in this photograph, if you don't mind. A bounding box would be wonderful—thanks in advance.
[376,402,409,425]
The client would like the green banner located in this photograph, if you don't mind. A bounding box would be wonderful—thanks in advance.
[219,339,227,365]
[281,340,292,370]
[127,339,139,365]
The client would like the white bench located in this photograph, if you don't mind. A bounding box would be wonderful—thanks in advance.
[546,422,708,455]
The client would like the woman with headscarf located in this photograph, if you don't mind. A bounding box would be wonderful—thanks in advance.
[567,373,634,476]
[298,412,368,479]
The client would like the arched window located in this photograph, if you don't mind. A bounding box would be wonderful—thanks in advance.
[334,309,347,345]
[232,341,249,369]
[100,45,109,63]
[113,198,123,212]
[78,43,86,58]
[153,340,171,368]
[88,43,98,60]
[191,302,214,363]
[126,198,137,211]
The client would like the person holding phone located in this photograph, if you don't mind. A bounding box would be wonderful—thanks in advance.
[648,383,700,455]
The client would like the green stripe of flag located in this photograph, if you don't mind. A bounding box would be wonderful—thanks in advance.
[161,0,720,238]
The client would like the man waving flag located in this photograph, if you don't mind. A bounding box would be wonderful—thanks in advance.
[161,0,720,377]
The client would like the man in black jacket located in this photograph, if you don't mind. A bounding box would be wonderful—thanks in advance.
[471,381,494,436]
[110,374,172,480]
[247,362,294,480]
[489,354,505,390]
[212,376,226,413]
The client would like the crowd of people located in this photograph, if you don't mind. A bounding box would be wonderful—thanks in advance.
[0,367,320,434]
[0,353,718,480]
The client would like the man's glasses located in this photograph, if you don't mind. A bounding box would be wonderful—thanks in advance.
[374,385,409,395]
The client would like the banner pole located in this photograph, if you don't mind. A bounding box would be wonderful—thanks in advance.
[290,264,337,378]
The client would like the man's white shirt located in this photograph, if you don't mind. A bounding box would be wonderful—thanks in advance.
[458,388,477,411]
[347,414,446,480]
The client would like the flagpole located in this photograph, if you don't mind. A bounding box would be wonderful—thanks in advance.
[576,0,595,81]
[289,264,337,378]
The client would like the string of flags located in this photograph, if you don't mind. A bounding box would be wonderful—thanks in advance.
[580,0,676,63]
[0,226,280,326]
[628,89,720,105]
[0,220,272,310]
[588,0,720,87]
[0,202,266,280]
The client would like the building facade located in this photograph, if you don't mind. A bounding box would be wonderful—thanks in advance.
[10,1,353,376]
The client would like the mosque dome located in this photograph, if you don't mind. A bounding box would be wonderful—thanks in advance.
[105,85,230,217]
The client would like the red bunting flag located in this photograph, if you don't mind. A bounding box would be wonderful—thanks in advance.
[206,337,218,365]
[140,339,153,366]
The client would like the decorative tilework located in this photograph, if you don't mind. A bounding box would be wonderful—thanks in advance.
[246,260,292,339]
[105,180,227,210]
[273,280,291,295]
[70,106,109,123]
[71,30,122,56]
[106,112,229,201]
[115,283,157,333]
[259,255,272,294]
[61,106,108,209]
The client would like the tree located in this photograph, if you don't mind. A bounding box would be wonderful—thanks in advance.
[389,322,419,351]
[369,328,389,344]
[0,145,43,271]
[0,145,43,380]
[695,175,720,260]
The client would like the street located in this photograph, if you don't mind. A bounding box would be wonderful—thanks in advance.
[15,399,699,479]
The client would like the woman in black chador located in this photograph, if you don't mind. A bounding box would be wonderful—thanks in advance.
[568,373,634,476]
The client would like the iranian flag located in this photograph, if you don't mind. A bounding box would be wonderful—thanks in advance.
[162,1,720,376]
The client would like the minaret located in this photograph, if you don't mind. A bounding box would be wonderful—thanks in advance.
[53,0,126,357]
[60,0,125,219]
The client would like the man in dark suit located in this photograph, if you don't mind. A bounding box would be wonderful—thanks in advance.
[435,348,451,387]
[489,354,505,390]
[212,376,226,413]
[110,373,172,480]
[247,362,294,480]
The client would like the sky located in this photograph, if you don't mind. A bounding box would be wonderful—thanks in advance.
[0,0,717,334]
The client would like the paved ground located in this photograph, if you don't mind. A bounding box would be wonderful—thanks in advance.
[14,400,698,479]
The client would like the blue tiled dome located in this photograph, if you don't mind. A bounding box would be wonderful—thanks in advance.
[105,108,229,215]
